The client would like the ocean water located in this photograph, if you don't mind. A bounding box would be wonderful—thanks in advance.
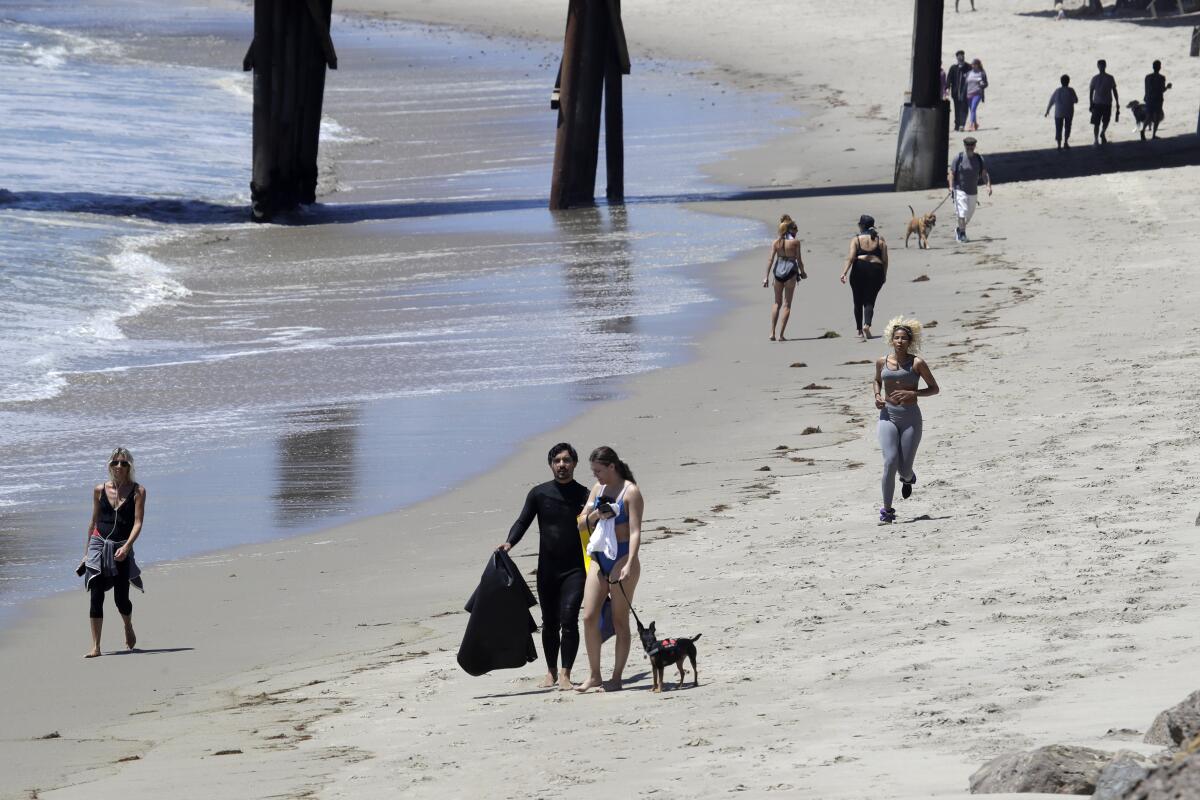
[0,2,788,612]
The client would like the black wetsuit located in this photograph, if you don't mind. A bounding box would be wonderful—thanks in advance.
[506,479,589,674]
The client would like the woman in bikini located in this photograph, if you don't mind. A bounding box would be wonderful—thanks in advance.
[764,219,806,341]
[840,214,889,341]
[576,446,644,692]
[873,318,939,524]
[80,447,147,658]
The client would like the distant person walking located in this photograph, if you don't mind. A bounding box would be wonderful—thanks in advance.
[764,219,806,342]
[840,215,888,341]
[873,318,939,524]
[1089,59,1119,144]
[947,51,969,131]
[1045,74,1079,150]
[965,59,988,131]
[80,448,146,658]
[948,136,992,243]
[1143,60,1171,140]
[956,0,976,11]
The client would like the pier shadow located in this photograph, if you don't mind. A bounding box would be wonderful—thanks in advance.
[6,135,1195,228]
[1019,8,1200,25]
[985,133,1200,185]
[0,189,244,224]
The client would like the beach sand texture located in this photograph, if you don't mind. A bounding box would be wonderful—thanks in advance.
[4,1,1200,798]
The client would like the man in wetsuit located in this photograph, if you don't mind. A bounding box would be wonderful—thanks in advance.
[497,442,590,690]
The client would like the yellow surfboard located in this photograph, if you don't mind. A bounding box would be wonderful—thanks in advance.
[579,527,592,573]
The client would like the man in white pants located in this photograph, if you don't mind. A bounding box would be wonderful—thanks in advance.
[947,136,992,243]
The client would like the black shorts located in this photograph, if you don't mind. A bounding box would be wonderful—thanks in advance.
[1090,104,1111,126]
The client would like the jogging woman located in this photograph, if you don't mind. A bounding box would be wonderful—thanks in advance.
[873,319,939,523]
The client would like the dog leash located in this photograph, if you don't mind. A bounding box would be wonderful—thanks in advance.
[607,576,648,632]
[930,190,953,213]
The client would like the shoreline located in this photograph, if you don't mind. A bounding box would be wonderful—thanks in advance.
[5,2,1200,798]
[0,4,782,616]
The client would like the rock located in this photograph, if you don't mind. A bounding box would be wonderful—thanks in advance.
[789,362,807,368]
[1145,689,1200,746]
[818,331,840,339]
[968,744,1113,794]
[1092,753,1152,800]
[912,274,930,282]
[802,383,830,390]
[1123,750,1200,799]
[800,426,821,435]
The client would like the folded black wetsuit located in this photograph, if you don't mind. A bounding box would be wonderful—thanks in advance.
[506,479,589,674]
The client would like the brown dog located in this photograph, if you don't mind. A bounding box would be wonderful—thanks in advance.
[905,205,936,249]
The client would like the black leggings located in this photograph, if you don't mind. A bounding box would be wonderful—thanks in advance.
[849,261,886,331]
[89,558,133,619]
[537,567,585,673]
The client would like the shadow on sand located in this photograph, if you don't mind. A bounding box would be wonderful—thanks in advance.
[4,134,1195,226]
[103,647,195,656]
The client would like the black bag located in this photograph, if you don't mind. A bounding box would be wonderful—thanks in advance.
[773,257,798,282]
[457,550,539,676]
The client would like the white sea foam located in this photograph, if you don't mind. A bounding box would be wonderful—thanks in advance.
[320,116,366,144]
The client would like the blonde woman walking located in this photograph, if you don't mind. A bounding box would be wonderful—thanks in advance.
[80,447,146,657]
[764,219,806,341]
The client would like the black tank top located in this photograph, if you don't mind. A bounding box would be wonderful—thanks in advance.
[98,482,138,542]
[855,234,883,259]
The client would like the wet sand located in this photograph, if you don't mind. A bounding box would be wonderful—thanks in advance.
[5,2,1200,798]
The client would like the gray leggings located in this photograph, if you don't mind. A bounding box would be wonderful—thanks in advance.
[878,404,922,508]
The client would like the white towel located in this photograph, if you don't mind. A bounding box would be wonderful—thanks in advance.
[586,499,622,562]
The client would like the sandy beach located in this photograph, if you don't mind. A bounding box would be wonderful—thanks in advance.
[4,1,1200,798]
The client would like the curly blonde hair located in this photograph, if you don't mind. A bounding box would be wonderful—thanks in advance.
[882,316,923,354]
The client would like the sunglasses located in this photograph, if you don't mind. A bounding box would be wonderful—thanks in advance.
[109,460,131,468]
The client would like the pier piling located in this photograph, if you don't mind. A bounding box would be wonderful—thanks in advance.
[894,0,949,192]
[550,0,631,210]
[246,0,337,222]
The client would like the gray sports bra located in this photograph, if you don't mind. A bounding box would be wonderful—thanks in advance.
[881,357,919,388]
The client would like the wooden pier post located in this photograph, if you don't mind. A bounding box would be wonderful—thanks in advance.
[245,0,337,221]
[550,0,631,210]
[894,0,949,192]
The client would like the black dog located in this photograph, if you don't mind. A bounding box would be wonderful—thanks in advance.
[637,621,701,693]
[1126,100,1163,140]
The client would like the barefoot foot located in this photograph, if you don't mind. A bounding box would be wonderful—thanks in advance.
[537,673,556,689]
[602,678,624,692]
[84,648,101,659]
[557,672,574,691]
[575,676,606,693]
[769,335,776,341]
